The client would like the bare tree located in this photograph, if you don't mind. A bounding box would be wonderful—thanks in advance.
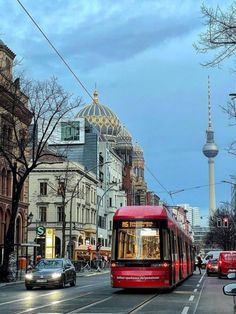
[194,2,236,67]
[194,2,236,155]
[204,204,236,250]
[220,99,236,155]
[0,75,82,281]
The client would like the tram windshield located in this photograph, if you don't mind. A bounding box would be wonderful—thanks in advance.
[117,221,161,260]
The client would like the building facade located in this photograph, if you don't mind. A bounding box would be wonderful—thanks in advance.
[28,160,98,259]
[0,40,32,263]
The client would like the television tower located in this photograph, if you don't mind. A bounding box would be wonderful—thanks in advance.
[202,76,219,217]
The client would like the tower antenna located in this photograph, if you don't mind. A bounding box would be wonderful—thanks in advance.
[202,76,219,217]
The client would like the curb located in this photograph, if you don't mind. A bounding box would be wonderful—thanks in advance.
[0,269,110,288]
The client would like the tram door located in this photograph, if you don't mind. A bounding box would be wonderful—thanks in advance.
[170,231,176,285]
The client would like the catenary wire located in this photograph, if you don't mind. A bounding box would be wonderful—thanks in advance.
[16,0,205,204]
[16,0,92,100]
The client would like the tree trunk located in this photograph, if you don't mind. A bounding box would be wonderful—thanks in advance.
[61,198,66,257]
[0,167,21,282]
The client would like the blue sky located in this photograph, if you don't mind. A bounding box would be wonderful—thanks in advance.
[0,0,235,222]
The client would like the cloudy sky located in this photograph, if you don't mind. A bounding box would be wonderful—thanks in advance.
[0,0,235,222]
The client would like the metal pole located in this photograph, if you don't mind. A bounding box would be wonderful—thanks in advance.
[67,161,111,260]
[96,183,116,248]
[69,198,73,260]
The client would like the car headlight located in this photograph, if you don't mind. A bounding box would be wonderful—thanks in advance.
[51,272,62,279]
[25,273,33,280]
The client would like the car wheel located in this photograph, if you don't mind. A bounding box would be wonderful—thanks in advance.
[25,285,33,290]
[59,276,66,288]
[70,276,76,287]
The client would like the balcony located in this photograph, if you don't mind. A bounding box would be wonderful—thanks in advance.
[83,223,96,233]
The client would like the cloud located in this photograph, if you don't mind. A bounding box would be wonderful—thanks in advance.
[0,0,201,73]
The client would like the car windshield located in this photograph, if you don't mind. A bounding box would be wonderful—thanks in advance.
[35,260,63,270]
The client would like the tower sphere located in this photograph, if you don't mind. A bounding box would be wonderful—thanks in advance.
[202,142,219,158]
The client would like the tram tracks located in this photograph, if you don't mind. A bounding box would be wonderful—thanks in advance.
[126,293,160,313]
[66,292,160,314]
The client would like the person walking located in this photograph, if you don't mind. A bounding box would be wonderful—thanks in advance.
[197,256,202,274]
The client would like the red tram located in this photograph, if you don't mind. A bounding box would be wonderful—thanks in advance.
[111,205,194,289]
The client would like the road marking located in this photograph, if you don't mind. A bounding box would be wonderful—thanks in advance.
[181,306,189,314]
[199,274,204,283]
[189,295,194,301]
[193,274,206,314]
[193,288,197,293]
[196,284,200,287]
[0,292,56,306]
[15,292,92,314]
[66,296,113,314]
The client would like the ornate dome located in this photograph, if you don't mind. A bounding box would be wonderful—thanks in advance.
[116,125,133,149]
[76,90,121,141]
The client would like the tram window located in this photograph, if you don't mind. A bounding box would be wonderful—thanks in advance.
[162,229,170,260]
[117,225,160,260]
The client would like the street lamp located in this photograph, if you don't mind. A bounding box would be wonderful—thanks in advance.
[95,181,117,251]
[67,161,111,260]
[57,176,66,257]
[27,212,34,227]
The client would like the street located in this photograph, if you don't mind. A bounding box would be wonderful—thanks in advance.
[0,270,234,314]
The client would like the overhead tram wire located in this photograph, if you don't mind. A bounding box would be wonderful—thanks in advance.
[168,181,224,196]
[16,0,175,201]
[16,0,92,100]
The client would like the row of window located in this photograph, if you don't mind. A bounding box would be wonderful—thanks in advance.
[0,167,24,200]
[37,205,97,225]
[39,182,97,205]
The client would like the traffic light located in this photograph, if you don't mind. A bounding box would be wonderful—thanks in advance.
[217,218,222,228]
[223,217,229,228]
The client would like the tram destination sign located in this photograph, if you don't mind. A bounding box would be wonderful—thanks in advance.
[121,221,154,228]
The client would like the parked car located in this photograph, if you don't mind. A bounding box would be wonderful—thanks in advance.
[218,251,236,278]
[202,250,221,269]
[25,258,76,290]
[206,258,218,276]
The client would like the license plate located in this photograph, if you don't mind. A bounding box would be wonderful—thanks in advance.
[36,279,47,283]
[228,269,236,272]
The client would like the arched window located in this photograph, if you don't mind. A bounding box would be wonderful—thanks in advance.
[7,170,11,196]
[5,209,11,236]
[1,168,6,195]
[15,217,21,244]
[0,168,2,195]
[5,57,11,78]
[0,207,4,245]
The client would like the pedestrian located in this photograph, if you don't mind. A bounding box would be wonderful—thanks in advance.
[197,256,202,274]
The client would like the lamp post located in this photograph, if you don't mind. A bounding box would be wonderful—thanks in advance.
[95,181,117,253]
[67,161,111,260]
[57,176,66,257]
[222,180,236,214]
[24,212,34,274]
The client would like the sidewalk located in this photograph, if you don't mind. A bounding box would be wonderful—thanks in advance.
[0,269,110,288]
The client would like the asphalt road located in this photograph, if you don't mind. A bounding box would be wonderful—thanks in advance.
[0,270,234,314]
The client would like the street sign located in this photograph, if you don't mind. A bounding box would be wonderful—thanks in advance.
[36,226,46,236]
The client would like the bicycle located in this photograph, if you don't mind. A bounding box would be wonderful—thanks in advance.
[80,262,92,272]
